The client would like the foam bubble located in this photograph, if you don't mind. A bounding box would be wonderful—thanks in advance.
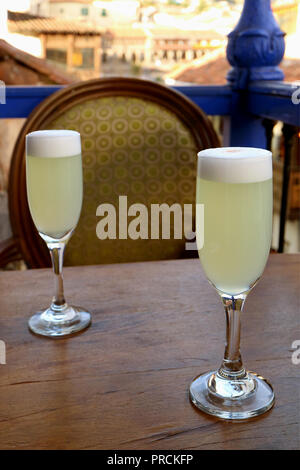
[26,130,81,158]
[197,147,272,183]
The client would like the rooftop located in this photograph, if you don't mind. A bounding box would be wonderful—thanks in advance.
[169,52,300,85]
[0,39,74,85]
[8,10,104,36]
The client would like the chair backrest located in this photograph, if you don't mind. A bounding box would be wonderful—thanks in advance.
[9,77,220,267]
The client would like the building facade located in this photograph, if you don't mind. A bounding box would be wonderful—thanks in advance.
[30,0,140,26]
[8,10,105,79]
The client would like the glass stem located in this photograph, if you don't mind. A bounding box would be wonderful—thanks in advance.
[48,241,67,313]
[218,294,247,380]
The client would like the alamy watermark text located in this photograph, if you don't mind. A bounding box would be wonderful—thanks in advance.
[96,196,204,250]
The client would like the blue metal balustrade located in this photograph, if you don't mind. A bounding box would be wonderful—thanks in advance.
[0,0,299,251]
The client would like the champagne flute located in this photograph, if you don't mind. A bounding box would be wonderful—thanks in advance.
[26,130,91,337]
[190,147,275,420]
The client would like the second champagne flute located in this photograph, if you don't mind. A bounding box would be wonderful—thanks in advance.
[190,147,274,420]
[26,130,91,338]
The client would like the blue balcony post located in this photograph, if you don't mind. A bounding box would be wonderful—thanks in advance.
[225,0,285,147]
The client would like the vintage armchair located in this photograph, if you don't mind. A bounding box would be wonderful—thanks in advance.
[0,77,220,268]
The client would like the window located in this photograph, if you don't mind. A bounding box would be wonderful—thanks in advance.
[81,7,89,16]
[46,48,67,65]
[73,48,94,69]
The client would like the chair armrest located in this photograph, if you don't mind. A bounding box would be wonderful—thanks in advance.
[0,237,22,268]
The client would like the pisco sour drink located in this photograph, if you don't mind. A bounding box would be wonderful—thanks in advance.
[26,130,83,240]
[196,147,273,296]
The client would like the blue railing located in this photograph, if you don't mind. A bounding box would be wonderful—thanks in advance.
[2,80,298,137]
[0,84,232,118]
[0,0,299,253]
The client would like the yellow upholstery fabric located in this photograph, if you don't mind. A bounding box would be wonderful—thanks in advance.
[45,96,200,265]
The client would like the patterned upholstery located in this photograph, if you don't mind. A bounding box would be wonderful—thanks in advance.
[43,96,201,265]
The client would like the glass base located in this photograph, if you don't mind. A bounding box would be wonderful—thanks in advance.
[28,305,91,338]
[190,370,275,420]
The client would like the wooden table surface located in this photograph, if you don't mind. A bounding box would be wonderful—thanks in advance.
[0,254,299,450]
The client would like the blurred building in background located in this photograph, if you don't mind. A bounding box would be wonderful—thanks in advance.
[8,10,105,80]
[3,1,230,80]
[102,24,224,69]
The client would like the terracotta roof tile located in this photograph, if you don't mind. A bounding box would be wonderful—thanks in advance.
[0,39,74,85]
[171,54,300,84]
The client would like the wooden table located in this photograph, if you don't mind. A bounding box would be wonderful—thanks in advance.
[0,255,299,450]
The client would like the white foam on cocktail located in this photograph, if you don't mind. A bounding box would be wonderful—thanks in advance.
[26,130,81,158]
[197,147,272,183]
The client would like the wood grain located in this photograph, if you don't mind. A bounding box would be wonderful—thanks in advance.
[0,254,299,450]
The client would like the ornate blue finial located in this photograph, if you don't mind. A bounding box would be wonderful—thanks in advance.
[226,0,285,88]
